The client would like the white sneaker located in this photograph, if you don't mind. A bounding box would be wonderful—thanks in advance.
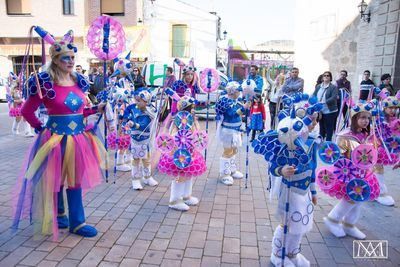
[376,195,395,206]
[12,128,19,135]
[132,179,143,190]
[270,253,295,267]
[183,196,199,206]
[343,224,366,240]
[292,253,310,267]
[231,171,244,179]
[25,132,34,137]
[323,217,346,238]
[220,175,234,186]
[116,164,131,172]
[143,177,158,187]
[169,200,190,211]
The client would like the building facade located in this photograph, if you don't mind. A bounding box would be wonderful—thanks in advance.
[294,0,400,96]
[0,0,218,77]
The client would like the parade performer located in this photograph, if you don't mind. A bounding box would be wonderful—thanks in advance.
[7,73,34,136]
[249,94,266,141]
[158,94,206,211]
[253,93,323,267]
[322,100,380,240]
[171,59,201,115]
[12,28,111,238]
[107,53,135,172]
[215,81,248,186]
[123,88,158,190]
[373,94,400,206]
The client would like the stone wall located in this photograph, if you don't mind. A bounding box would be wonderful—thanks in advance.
[372,0,400,88]
[295,0,400,96]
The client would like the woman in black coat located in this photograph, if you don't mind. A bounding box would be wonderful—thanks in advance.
[312,71,338,141]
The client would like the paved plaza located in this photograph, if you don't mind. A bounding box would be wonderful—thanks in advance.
[0,103,399,267]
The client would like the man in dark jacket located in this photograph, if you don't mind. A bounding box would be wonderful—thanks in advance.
[359,70,375,100]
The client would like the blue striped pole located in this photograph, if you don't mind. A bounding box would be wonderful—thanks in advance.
[281,174,291,266]
[245,106,249,189]
[113,105,120,184]
[204,91,210,161]
[103,61,109,183]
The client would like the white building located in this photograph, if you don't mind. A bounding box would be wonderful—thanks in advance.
[143,0,218,68]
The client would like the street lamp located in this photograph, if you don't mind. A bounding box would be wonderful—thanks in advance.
[358,0,371,23]
[223,30,227,40]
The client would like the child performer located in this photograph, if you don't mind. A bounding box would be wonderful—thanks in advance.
[253,94,322,267]
[215,81,249,186]
[158,95,206,211]
[323,100,380,240]
[123,88,158,190]
[7,73,34,136]
[108,86,132,172]
[249,94,266,141]
[374,95,400,206]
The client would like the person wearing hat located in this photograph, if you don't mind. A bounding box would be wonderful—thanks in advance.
[215,81,249,185]
[373,95,400,206]
[158,94,206,211]
[124,88,158,190]
[323,100,379,240]
[14,27,112,238]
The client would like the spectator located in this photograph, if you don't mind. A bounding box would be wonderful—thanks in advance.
[89,68,104,104]
[315,74,324,90]
[312,71,338,141]
[248,65,264,94]
[160,67,177,122]
[379,73,398,96]
[88,67,99,83]
[281,67,304,96]
[132,67,146,89]
[359,70,375,100]
[163,67,176,89]
[75,65,84,75]
[336,70,351,118]
[269,69,285,129]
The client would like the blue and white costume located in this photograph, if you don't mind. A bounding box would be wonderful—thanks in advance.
[215,81,246,185]
[123,89,158,190]
[253,93,323,267]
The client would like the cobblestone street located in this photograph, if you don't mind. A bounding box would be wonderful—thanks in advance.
[0,104,399,266]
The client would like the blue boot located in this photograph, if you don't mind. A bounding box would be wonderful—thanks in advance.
[66,188,98,237]
[57,187,69,229]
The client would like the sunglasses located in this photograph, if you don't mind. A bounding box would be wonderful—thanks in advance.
[133,69,139,72]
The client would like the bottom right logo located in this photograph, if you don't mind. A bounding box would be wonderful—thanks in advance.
[353,240,388,259]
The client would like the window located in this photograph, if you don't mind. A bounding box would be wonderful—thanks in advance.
[63,0,74,15]
[12,56,42,75]
[101,0,124,16]
[6,0,31,15]
[172,24,189,58]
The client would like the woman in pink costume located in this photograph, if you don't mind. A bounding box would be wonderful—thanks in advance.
[323,100,380,240]
[13,29,109,238]
[158,95,206,211]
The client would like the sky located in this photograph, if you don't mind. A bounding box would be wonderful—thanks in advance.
[181,0,296,47]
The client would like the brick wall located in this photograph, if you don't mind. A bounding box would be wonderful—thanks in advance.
[87,0,139,27]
